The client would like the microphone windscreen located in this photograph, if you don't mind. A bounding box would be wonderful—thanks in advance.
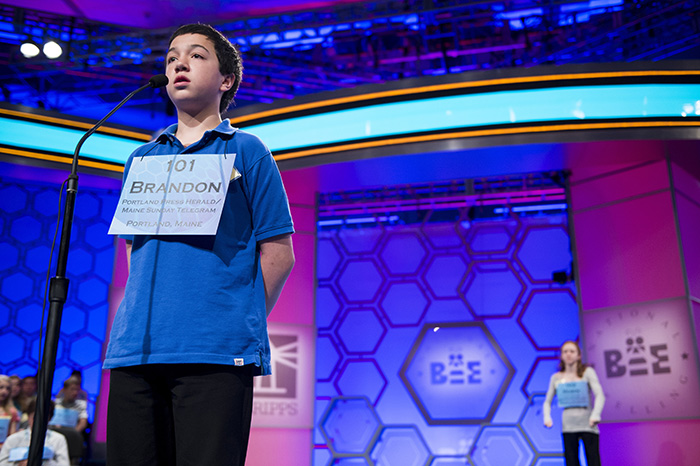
[149,74,169,88]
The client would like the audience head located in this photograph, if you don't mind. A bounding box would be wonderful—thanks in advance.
[25,398,55,428]
[8,374,21,399]
[0,375,10,404]
[20,375,37,398]
[62,377,81,403]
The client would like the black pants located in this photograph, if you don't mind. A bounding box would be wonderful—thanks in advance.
[107,363,254,466]
[563,432,601,466]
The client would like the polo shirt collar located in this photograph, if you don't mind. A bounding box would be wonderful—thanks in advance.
[155,119,237,144]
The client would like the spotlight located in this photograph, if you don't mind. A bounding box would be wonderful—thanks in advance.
[20,40,41,58]
[43,40,63,59]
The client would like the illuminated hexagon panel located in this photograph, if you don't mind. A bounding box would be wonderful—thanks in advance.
[462,261,525,318]
[337,260,384,303]
[519,290,579,350]
[380,282,429,327]
[335,359,387,405]
[516,227,571,283]
[519,394,564,454]
[337,309,386,354]
[338,226,384,255]
[320,397,381,455]
[400,323,515,424]
[0,176,118,422]
[317,239,342,281]
[370,426,431,466]
[380,232,428,276]
[315,201,574,465]
[471,425,534,466]
[424,255,468,299]
[333,458,371,465]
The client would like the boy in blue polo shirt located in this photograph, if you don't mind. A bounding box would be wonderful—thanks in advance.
[104,23,295,466]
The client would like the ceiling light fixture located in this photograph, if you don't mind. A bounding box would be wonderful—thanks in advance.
[43,40,63,59]
[20,40,41,58]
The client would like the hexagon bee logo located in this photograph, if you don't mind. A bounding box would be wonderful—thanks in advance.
[400,322,514,424]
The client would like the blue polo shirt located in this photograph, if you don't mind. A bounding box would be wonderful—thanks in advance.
[103,120,294,375]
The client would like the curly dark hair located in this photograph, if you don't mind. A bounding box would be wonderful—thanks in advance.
[168,23,243,113]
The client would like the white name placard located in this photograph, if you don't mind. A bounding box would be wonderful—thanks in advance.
[556,380,590,409]
[109,153,238,235]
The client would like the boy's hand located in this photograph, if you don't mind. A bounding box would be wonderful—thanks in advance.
[544,419,553,428]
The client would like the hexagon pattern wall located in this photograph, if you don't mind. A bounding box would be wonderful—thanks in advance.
[0,175,118,421]
[315,209,578,465]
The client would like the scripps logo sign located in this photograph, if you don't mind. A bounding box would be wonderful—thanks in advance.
[604,336,671,378]
[400,323,514,425]
[251,324,314,428]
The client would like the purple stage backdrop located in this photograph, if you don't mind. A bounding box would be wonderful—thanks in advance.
[313,200,577,465]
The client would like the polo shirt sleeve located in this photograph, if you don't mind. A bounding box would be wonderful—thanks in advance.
[242,146,294,242]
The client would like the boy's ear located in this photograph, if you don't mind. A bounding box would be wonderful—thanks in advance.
[220,74,235,92]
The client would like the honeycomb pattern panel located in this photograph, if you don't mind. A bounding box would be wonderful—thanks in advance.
[462,261,525,318]
[316,286,342,330]
[317,238,343,281]
[515,227,571,283]
[0,243,19,271]
[465,224,514,255]
[423,255,468,299]
[380,281,429,327]
[312,448,332,466]
[519,290,579,350]
[337,309,386,354]
[430,458,471,466]
[379,232,428,276]
[335,359,387,405]
[471,425,534,466]
[519,394,565,454]
[0,302,9,327]
[337,260,384,303]
[320,397,382,455]
[316,335,342,381]
[316,203,575,464]
[370,426,431,466]
[522,357,560,398]
[534,458,565,466]
[0,174,119,422]
[334,457,371,465]
[421,222,464,250]
[338,225,384,255]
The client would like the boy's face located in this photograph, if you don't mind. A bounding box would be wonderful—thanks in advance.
[165,33,233,114]
[21,377,37,396]
[64,384,80,402]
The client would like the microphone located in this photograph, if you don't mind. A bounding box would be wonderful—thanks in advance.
[71,74,169,174]
[149,74,169,88]
[27,73,168,466]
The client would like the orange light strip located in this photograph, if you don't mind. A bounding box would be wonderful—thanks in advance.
[273,120,700,161]
[231,70,700,125]
[0,108,151,141]
[1,147,125,173]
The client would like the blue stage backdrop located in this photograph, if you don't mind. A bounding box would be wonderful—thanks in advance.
[0,172,120,421]
[313,195,578,465]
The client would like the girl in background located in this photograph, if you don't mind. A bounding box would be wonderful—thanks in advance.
[543,340,605,466]
[0,375,19,449]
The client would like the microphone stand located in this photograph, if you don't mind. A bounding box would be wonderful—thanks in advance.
[28,75,167,466]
